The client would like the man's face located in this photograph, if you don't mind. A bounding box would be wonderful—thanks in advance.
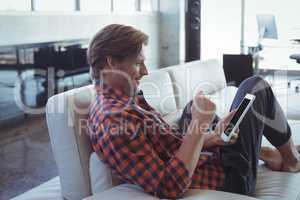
[108,48,148,95]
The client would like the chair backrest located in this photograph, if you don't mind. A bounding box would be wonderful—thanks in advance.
[223,54,253,86]
[290,54,300,64]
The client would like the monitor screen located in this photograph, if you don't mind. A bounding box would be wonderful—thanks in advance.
[257,14,278,39]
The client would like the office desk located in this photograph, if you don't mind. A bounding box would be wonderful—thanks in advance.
[0,39,90,109]
[257,43,300,73]
[0,38,89,68]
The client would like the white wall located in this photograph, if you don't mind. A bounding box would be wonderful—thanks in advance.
[201,0,241,61]
[0,12,160,70]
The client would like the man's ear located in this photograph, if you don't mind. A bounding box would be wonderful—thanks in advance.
[106,56,116,69]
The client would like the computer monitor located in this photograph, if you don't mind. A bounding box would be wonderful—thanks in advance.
[257,14,278,39]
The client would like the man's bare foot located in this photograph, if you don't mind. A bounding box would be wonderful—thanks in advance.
[278,140,300,172]
[260,144,300,172]
[282,161,300,172]
[260,147,283,171]
[282,145,300,172]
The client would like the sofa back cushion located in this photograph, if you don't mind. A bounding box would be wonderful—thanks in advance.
[139,70,177,116]
[46,85,95,200]
[163,59,227,109]
[89,152,112,194]
[89,152,123,194]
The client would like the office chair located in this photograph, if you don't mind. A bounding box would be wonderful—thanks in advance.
[290,54,300,64]
[223,54,254,87]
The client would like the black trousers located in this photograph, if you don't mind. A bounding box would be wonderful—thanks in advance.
[178,75,291,196]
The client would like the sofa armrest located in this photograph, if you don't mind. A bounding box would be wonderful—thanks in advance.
[83,184,258,200]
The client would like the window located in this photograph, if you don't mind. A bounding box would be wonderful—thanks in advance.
[113,0,136,12]
[141,0,153,11]
[0,0,31,11]
[81,0,111,12]
[0,0,158,13]
[34,0,75,11]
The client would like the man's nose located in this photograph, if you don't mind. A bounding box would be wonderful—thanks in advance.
[140,64,148,76]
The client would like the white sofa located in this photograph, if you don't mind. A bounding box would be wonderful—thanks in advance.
[12,60,300,200]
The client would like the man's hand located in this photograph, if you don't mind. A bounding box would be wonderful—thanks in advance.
[203,131,239,149]
[203,109,239,149]
[191,91,216,131]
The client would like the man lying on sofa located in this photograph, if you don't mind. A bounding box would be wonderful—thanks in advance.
[87,24,300,199]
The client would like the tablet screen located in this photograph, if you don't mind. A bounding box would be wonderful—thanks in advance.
[224,98,251,136]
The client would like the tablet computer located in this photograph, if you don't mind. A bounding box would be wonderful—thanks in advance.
[221,93,256,142]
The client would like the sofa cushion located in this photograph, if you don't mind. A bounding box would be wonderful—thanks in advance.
[89,152,113,194]
[89,152,123,195]
[139,70,177,116]
[256,166,300,200]
[83,184,258,200]
[85,168,300,200]
[163,59,227,109]
[83,184,156,200]
[183,189,258,200]
[12,168,300,200]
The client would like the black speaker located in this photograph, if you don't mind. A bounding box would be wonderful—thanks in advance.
[186,0,201,62]
[223,54,254,87]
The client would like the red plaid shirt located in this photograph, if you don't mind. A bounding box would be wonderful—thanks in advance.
[88,82,225,199]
